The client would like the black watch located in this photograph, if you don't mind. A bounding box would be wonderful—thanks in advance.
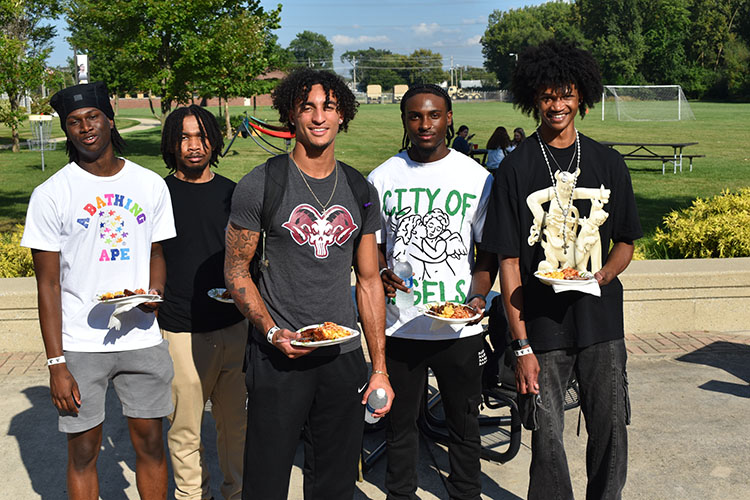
[510,338,530,351]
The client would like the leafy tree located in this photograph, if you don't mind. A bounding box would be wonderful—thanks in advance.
[458,66,498,88]
[0,0,62,152]
[405,49,446,85]
[341,48,406,90]
[640,0,691,85]
[67,0,279,125]
[288,30,334,70]
[481,2,583,88]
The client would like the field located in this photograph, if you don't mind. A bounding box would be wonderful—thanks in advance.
[1,100,749,257]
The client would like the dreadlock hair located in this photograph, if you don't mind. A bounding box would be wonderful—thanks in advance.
[510,39,603,122]
[271,68,358,133]
[161,105,224,173]
[65,125,126,164]
[399,83,455,152]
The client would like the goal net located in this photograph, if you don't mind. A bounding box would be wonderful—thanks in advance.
[601,85,695,121]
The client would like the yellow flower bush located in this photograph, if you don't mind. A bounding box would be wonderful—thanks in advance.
[653,188,750,258]
[0,225,34,277]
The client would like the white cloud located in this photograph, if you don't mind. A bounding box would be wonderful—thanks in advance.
[331,34,390,46]
[461,16,486,25]
[463,34,482,46]
[414,22,440,36]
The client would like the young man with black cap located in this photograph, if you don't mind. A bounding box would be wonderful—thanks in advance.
[21,82,176,499]
[481,41,642,499]
[225,68,393,499]
[159,105,247,500]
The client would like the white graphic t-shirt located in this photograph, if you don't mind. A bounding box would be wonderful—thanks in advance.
[368,149,492,340]
[21,160,176,352]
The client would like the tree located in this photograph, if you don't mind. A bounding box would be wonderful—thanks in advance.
[341,48,406,90]
[404,49,446,85]
[67,0,280,125]
[481,2,583,88]
[640,0,691,85]
[0,0,62,152]
[458,66,498,88]
[288,31,334,70]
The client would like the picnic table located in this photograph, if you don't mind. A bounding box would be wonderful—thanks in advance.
[599,141,703,175]
[468,147,488,166]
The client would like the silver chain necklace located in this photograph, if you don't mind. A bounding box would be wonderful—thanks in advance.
[295,159,339,211]
[536,129,580,251]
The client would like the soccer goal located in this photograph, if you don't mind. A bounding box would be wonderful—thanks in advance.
[601,85,695,121]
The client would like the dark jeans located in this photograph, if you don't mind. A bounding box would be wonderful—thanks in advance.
[385,335,485,500]
[242,340,368,500]
[529,338,630,500]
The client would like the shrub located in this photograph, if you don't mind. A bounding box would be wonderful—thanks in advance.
[653,188,750,258]
[0,225,34,277]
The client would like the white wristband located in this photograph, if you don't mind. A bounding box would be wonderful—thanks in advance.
[379,267,389,276]
[47,355,66,366]
[514,346,533,357]
[266,326,280,344]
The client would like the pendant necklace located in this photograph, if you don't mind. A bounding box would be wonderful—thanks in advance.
[536,129,580,251]
[295,159,339,211]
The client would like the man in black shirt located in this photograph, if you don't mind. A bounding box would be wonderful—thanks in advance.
[160,105,247,500]
[481,41,642,500]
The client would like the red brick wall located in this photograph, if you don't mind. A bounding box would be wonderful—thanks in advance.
[111,94,274,111]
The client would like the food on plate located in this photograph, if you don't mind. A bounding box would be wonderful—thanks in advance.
[298,322,352,342]
[99,288,149,300]
[220,289,232,299]
[426,302,476,319]
[539,267,590,281]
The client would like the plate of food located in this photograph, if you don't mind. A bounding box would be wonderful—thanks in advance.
[290,322,360,347]
[421,302,481,324]
[96,289,162,305]
[208,288,234,303]
[534,267,597,286]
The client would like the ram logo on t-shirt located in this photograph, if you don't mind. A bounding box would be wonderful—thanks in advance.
[282,203,358,258]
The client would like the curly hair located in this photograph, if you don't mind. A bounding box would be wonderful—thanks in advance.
[399,84,455,151]
[161,105,224,172]
[510,40,602,122]
[271,68,358,133]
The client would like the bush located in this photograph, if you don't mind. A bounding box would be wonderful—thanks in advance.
[0,225,34,277]
[653,188,750,258]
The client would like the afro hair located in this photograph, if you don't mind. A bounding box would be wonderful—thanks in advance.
[271,68,358,133]
[510,40,603,122]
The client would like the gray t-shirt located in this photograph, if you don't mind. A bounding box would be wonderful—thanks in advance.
[230,156,381,355]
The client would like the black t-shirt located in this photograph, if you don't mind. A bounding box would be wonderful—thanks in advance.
[481,132,642,351]
[159,173,245,333]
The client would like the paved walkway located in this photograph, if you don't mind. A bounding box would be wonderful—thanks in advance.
[4,330,750,377]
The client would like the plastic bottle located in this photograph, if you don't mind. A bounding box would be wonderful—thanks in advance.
[393,256,413,309]
[365,388,388,424]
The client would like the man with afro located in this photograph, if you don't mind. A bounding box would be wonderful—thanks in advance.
[481,40,642,499]
[225,68,393,499]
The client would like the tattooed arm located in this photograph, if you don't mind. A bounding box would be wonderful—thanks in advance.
[224,222,313,358]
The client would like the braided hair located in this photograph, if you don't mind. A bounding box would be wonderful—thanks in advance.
[161,105,224,172]
[399,84,455,151]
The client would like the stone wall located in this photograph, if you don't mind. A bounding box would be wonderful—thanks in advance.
[3,257,750,352]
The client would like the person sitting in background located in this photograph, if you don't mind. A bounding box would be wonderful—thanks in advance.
[452,124,471,154]
[485,126,514,170]
[512,127,526,147]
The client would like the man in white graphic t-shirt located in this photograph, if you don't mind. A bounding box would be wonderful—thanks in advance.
[368,83,497,500]
[21,81,176,499]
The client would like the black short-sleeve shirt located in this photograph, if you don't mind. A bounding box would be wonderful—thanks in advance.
[481,132,642,351]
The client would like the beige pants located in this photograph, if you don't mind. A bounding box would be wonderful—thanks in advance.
[162,320,248,500]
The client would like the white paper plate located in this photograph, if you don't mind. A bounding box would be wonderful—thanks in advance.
[420,302,481,324]
[97,294,163,305]
[208,288,234,303]
[290,324,360,347]
[534,270,597,287]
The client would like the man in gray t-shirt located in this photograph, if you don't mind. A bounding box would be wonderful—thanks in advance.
[225,68,393,500]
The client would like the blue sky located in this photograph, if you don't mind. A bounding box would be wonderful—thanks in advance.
[48,0,547,75]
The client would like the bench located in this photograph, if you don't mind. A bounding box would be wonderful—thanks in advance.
[623,154,705,174]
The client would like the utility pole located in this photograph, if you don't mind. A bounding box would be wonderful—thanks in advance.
[450,56,454,87]
[352,56,357,90]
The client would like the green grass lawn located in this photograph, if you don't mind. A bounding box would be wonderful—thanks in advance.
[2,100,749,258]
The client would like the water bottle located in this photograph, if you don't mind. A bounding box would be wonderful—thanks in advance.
[365,388,388,424]
[393,256,413,309]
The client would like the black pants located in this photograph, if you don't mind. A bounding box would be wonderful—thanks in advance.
[529,338,630,500]
[242,339,368,500]
[385,335,485,500]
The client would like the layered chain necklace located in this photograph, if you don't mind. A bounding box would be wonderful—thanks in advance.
[294,159,339,211]
[536,129,580,251]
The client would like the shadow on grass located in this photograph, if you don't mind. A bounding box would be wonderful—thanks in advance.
[0,190,34,229]
[119,128,162,157]
[633,193,695,235]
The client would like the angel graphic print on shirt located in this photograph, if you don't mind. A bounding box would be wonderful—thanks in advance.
[369,150,492,340]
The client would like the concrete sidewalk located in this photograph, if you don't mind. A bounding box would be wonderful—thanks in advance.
[2,331,749,499]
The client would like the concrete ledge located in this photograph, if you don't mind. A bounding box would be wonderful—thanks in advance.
[3,257,750,351]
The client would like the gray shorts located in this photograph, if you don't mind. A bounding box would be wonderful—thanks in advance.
[60,340,174,433]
